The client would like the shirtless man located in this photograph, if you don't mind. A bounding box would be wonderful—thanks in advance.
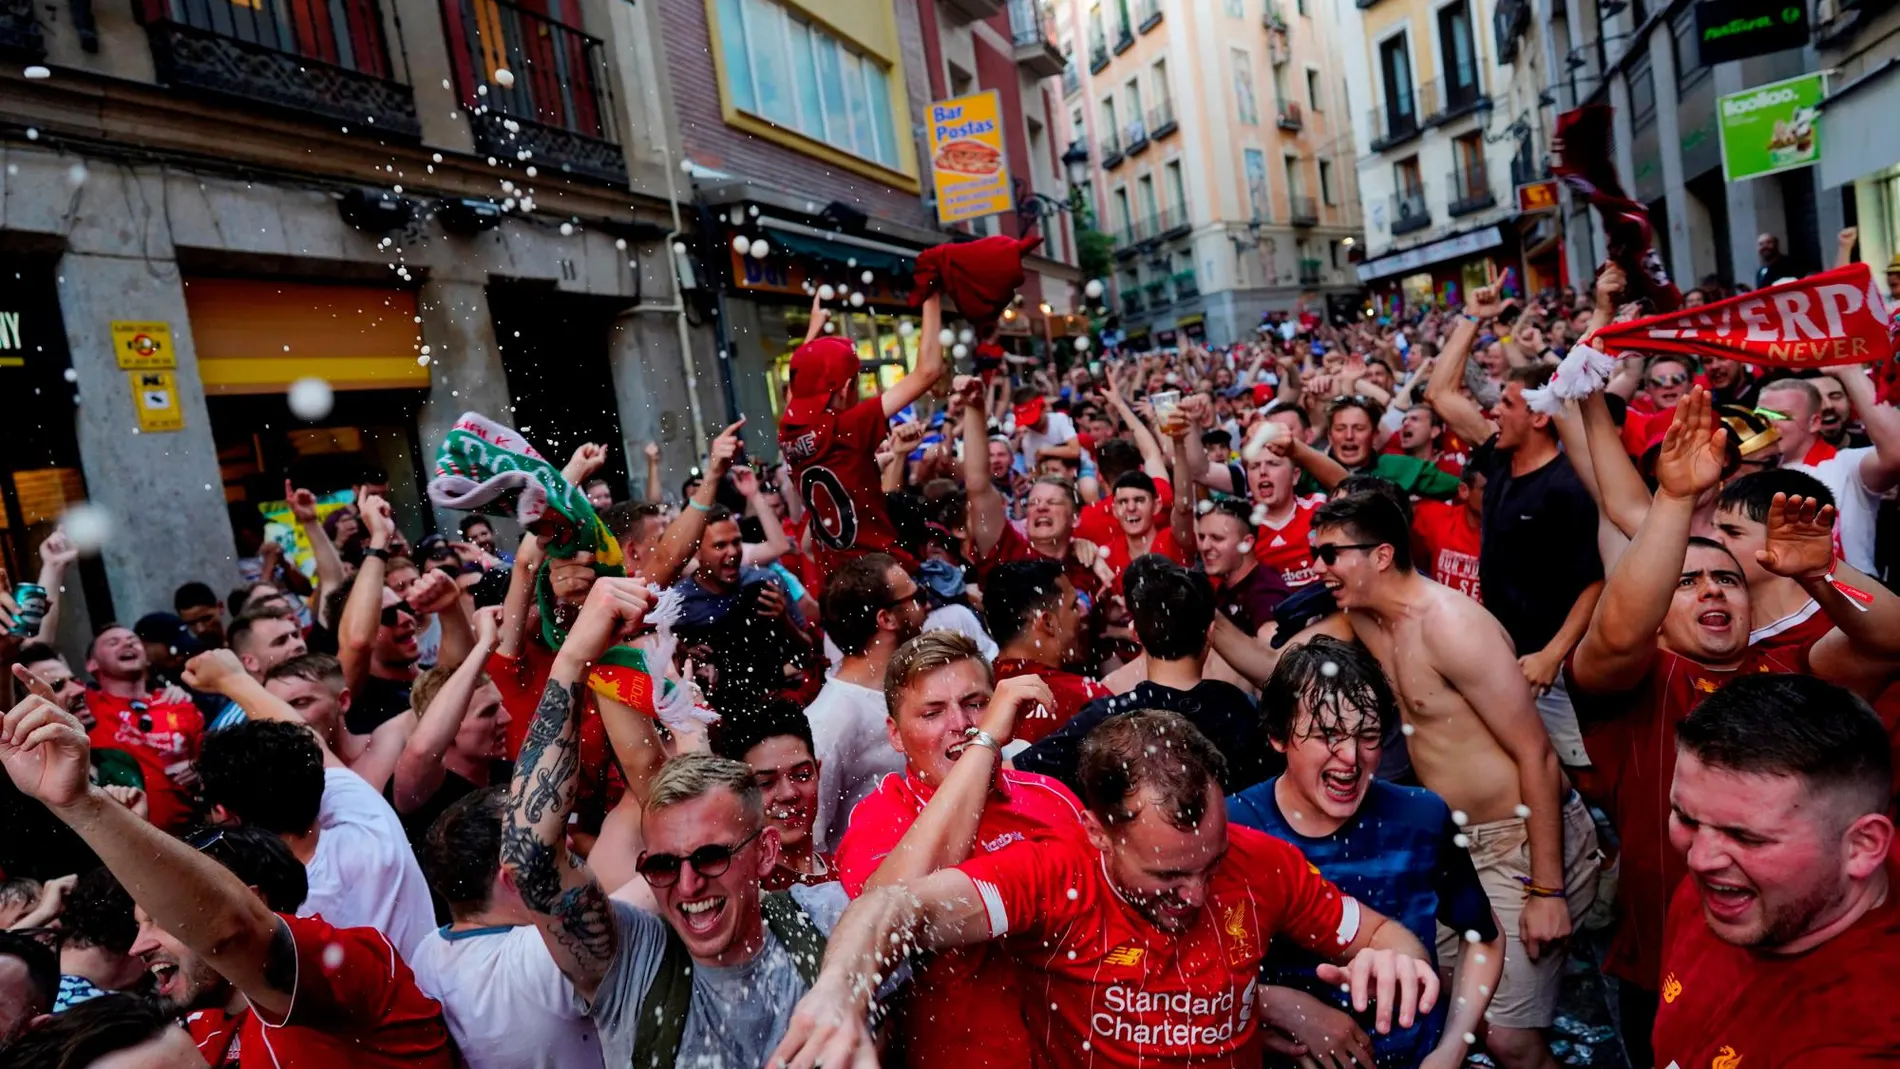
[1309,490,1598,1069]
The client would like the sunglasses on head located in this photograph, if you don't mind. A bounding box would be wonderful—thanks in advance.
[636,827,763,888]
[1313,542,1381,565]
[381,601,416,627]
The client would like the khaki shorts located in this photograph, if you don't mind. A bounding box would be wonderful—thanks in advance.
[1436,792,1602,1030]
[1535,675,1592,769]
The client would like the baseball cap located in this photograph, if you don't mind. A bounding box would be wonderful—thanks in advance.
[783,336,861,423]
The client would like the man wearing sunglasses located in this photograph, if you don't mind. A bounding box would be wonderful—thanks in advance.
[1307,490,1599,1069]
[501,576,852,1069]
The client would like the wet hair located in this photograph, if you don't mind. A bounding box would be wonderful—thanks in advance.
[820,553,901,656]
[1715,469,1834,524]
[173,581,219,613]
[1198,496,1255,536]
[701,504,736,528]
[1201,428,1233,449]
[1678,674,1892,822]
[191,824,308,912]
[884,631,991,719]
[644,754,763,829]
[1077,709,1227,829]
[981,560,1066,647]
[195,720,325,835]
[422,786,506,915]
[264,652,344,690]
[1262,636,1397,744]
[1,992,180,1067]
[227,580,284,618]
[1313,491,1414,571]
[57,868,136,954]
[457,515,494,538]
[1030,474,1080,509]
[1327,395,1384,428]
[1125,556,1213,661]
[713,698,816,763]
[1758,377,1821,413]
[1332,474,1414,525]
[1112,471,1158,497]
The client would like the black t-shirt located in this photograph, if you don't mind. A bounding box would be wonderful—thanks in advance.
[347,673,413,735]
[1015,679,1282,794]
[1212,560,1292,637]
[1471,435,1603,655]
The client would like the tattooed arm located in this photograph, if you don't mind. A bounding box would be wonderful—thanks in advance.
[502,577,653,1003]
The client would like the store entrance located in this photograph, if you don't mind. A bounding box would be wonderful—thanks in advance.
[489,284,630,499]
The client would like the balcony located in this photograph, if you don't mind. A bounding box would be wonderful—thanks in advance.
[1,0,42,58]
[1138,0,1162,31]
[1144,279,1171,307]
[1159,203,1191,238]
[444,0,623,185]
[1390,189,1431,236]
[1063,64,1080,96]
[1264,1,1288,29]
[1125,119,1150,155]
[1089,30,1110,73]
[1122,289,1145,315]
[136,0,419,137]
[1299,258,1323,286]
[1100,130,1125,169]
[1367,100,1421,151]
[1008,0,1065,77]
[1420,71,1487,126]
[939,0,1004,22]
[1147,101,1177,139]
[1173,269,1200,300]
[1447,164,1495,216]
[1288,194,1318,227]
[1267,24,1290,65]
[1277,100,1304,132]
[1114,23,1135,53]
[1510,151,1549,188]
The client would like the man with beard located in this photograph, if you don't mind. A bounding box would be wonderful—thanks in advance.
[1701,355,1759,409]
[807,553,924,854]
[1228,636,1502,1069]
[1308,491,1599,1069]
[1651,674,1899,1066]
[15,643,90,723]
[985,560,1105,741]
[82,625,204,833]
[716,700,836,891]
[833,632,1074,1069]
[771,709,1440,1069]
[671,504,809,705]
[335,495,471,734]
[0,698,454,1068]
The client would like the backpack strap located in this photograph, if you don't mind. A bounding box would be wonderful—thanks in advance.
[761,891,829,987]
[627,926,694,1069]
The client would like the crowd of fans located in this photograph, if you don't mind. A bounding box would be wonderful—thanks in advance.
[0,227,1896,1069]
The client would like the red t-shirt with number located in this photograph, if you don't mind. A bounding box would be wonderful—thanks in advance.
[1410,500,1482,603]
[956,826,1357,1069]
[1252,496,1325,588]
[185,913,454,1068]
[780,396,915,578]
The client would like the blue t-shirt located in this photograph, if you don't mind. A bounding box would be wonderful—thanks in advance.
[1227,777,1497,1069]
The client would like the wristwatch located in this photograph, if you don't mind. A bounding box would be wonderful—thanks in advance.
[364,546,390,561]
[963,728,1002,753]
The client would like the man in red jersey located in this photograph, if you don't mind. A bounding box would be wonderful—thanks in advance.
[1653,674,1900,1067]
[82,625,205,833]
[1708,469,1838,653]
[1246,449,1327,588]
[0,686,454,1069]
[1411,466,1484,602]
[779,294,946,575]
[835,631,1079,1069]
[983,561,1107,742]
[773,709,1440,1069]
[1098,472,1189,589]
[1567,389,1900,1067]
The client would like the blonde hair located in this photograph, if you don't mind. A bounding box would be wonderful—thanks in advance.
[884,631,992,719]
[644,753,762,828]
[410,664,490,720]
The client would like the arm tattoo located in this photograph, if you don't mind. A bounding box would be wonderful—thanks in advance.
[505,678,591,915]
[549,880,617,969]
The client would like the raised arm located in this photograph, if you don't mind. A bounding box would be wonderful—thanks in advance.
[337,494,394,694]
[1177,394,1235,492]
[640,419,744,587]
[642,442,663,505]
[1763,493,1900,698]
[1169,414,1199,553]
[501,577,651,1002]
[1423,316,1499,446]
[882,294,945,418]
[862,677,1052,891]
[1576,390,1651,540]
[1,690,298,1019]
[496,535,543,659]
[1282,436,1352,493]
[1836,363,1900,495]
[393,607,502,813]
[286,483,344,609]
[30,528,77,643]
[181,650,346,770]
[408,568,475,674]
[561,443,608,489]
[958,375,1009,558]
[735,466,794,566]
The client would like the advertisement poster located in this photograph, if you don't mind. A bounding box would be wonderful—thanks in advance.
[925,90,1012,224]
[258,490,355,581]
[1718,72,1825,182]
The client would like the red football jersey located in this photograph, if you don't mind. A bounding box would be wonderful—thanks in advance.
[991,659,1111,744]
[976,522,1104,603]
[1411,500,1482,603]
[1569,645,1808,990]
[957,825,1355,1069]
[781,396,916,576]
[1077,477,1175,546]
[1100,525,1190,592]
[1252,496,1325,588]
[186,913,454,1069]
[85,690,204,833]
[838,770,1091,1069]
[1653,858,1900,1068]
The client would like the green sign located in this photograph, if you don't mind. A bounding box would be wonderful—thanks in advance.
[1717,72,1825,183]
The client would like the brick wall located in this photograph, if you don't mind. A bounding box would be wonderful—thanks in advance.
[657,0,938,231]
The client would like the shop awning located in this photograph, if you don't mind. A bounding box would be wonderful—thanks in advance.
[759,218,917,276]
[184,278,427,395]
[1817,59,1900,190]
[1356,226,1504,284]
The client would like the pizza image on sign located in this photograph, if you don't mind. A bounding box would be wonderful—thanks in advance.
[934,138,1003,176]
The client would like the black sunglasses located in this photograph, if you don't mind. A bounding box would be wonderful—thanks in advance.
[636,827,762,888]
[130,699,152,734]
[882,587,926,610]
[1313,542,1381,565]
[381,601,416,627]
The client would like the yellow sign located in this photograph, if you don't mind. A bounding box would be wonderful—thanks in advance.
[111,321,176,369]
[128,369,184,432]
[925,90,1012,225]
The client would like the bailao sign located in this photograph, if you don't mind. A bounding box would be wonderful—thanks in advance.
[1695,0,1808,64]
[1717,73,1824,182]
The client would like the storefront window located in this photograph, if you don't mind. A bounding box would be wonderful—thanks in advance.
[1400,272,1435,309]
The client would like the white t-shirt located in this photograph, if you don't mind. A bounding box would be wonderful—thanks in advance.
[805,676,904,854]
[923,605,999,661]
[1020,412,1078,473]
[408,923,603,1069]
[1787,445,1884,573]
[300,766,438,959]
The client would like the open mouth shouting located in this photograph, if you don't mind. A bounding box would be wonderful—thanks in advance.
[1695,875,1757,924]
[1319,766,1365,805]
[676,895,728,936]
[1696,608,1733,634]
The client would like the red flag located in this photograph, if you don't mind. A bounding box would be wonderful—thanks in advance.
[1589,264,1893,371]
[913,233,1043,335]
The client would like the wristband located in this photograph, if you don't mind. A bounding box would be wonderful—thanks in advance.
[1517,877,1566,899]
[962,727,1002,753]
[1824,564,1874,613]
[363,546,390,561]
[689,498,712,512]
[1460,312,1481,325]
